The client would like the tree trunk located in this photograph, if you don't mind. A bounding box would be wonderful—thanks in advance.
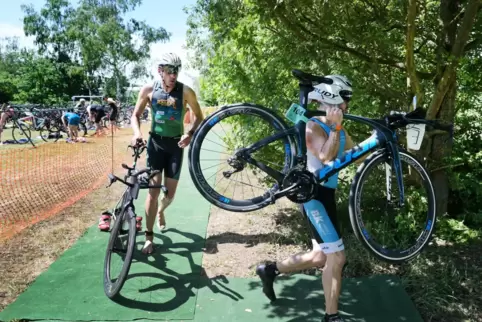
[429,72,456,217]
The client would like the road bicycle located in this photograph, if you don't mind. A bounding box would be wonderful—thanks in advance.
[188,69,453,263]
[5,105,37,146]
[103,140,168,299]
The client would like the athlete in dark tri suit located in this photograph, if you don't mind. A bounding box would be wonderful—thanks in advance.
[130,52,204,254]
[87,103,106,136]
[103,96,119,133]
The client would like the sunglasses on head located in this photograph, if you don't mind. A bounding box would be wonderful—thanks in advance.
[159,65,180,75]
[340,90,352,103]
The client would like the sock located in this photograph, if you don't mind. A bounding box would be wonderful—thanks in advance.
[266,262,281,276]
[324,313,340,321]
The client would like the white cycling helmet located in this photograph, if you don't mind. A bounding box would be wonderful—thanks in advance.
[158,52,182,68]
[308,75,353,105]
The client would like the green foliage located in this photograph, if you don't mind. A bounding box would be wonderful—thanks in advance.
[0,0,170,104]
[186,0,482,229]
[436,217,480,244]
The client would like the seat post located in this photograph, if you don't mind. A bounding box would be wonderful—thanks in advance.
[298,83,313,109]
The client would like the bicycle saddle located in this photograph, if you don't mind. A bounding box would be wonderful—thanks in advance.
[291,69,334,85]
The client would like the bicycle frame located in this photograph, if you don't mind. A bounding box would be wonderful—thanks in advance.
[107,143,168,217]
[239,83,407,205]
[18,113,45,130]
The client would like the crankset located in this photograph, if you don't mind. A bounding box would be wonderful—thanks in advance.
[281,167,318,203]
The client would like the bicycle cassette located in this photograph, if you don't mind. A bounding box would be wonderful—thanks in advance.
[281,168,317,203]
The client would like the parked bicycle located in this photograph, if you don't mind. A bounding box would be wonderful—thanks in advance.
[103,140,168,299]
[188,69,453,264]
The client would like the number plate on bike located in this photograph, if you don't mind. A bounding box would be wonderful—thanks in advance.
[406,124,426,150]
[285,103,310,124]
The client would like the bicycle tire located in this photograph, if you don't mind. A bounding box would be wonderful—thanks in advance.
[12,123,31,144]
[188,103,298,212]
[103,206,137,299]
[39,125,50,142]
[49,126,62,142]
[349,148,436,263]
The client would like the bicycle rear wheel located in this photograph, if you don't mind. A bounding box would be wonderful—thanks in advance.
[12,123,31,144]
[349,149,436,263]
[103,205,136,299]
[188,103,298,212]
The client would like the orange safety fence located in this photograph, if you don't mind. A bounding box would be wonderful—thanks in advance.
[0,108,213,242]
[0,128,137,242]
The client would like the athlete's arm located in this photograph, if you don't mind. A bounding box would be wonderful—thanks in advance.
[131,84,152,138]
[86,105,92,119]
[183,86,204,136]
[61,114,68,128]
[306,121,340,163]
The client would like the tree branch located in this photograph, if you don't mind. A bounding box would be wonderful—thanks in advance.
[464,36,482,52]
[414,38,429,53]
[406,0,423,104]
[427,0,480,119]
[273,2,437,80]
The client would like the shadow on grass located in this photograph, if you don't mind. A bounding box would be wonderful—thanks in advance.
[245,273,423,322]
[111,227,244,312]
[204,205,482,322]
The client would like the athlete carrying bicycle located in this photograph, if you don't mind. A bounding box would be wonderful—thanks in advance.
[256,75,364,322]
[130,52,204,255]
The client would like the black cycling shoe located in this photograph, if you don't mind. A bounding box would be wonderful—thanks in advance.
[255,263,278,302]
[324,313,344,322]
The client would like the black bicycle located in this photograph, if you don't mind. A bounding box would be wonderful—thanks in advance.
[188,69,453,263]
[103,140,168,299]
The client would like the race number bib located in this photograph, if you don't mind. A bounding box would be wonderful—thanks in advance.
[285,103,310,124]
[406,124,426,150]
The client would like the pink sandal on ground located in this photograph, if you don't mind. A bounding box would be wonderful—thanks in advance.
[136,217,143,232]
[98,212,112,232]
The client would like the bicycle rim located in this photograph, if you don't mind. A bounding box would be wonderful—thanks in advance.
[103,207,136,299]
[349,149,436,263]
[12,123,31,144]
[39,125,50,142]
[189,103,297,212]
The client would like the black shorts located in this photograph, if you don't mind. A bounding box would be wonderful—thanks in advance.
[94,110,106,123]
[301,185,344,254]
[147,133,183,180]
[109,109,118,121]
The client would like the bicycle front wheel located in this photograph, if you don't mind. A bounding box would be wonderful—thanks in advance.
[349,149,436,263]
[103,206,136,300]
[188,103,298,212]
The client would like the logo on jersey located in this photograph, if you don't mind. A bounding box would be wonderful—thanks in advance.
[157,96,177,107]
[310,210,323,225]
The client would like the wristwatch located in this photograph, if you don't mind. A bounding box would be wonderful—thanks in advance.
[330,124,342,132]
[186,129,195,137]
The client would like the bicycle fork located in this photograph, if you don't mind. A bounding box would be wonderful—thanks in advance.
[385,141,405,207]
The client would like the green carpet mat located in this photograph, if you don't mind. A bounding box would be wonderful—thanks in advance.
[0,137,221,321]
[194,274,423,322]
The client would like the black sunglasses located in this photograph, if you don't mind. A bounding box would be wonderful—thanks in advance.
[159,65,180,75]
